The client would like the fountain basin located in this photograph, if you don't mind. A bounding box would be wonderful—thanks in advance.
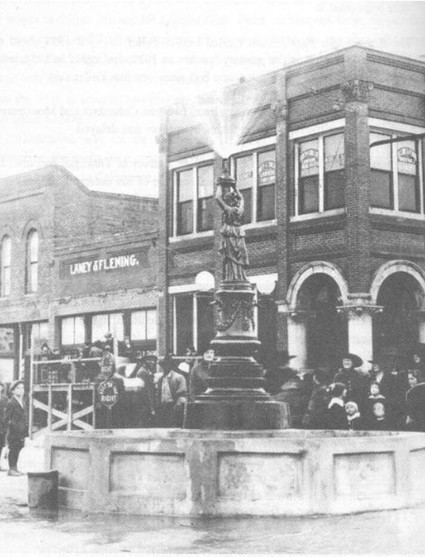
[45,429,425,516]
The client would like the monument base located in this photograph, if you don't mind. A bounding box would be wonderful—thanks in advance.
[184,400,289,429]
[46,429,425,517]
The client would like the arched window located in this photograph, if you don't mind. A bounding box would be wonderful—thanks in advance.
[0,236,11,296]
[26,229,39,293]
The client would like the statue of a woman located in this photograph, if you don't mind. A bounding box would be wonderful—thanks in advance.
[216,181,249,282]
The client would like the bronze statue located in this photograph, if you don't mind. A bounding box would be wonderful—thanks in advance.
[216,177,249,282]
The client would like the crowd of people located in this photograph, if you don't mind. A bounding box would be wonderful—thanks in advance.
[266,348,425,432]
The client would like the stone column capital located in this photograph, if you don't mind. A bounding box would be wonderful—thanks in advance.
[336,304,383,319]
[271,99,288,121]
[341,79,374,104]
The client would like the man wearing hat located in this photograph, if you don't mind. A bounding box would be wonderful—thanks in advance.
[302,368,331,429]
[264,350,296,395]
[271,350,309,428]
[333,353,368,411]
[5,380,27,476]
[188,346,215,402]
[136,354,158,427]
[157,355,188,427]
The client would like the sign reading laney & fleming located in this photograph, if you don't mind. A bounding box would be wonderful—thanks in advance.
[63,249,149,277]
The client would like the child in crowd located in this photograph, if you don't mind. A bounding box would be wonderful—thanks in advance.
[325,383,347,430]
[368,401,390,430]
[345,401,364,430]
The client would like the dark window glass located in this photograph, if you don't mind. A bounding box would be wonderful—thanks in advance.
[324,170,345,209]
[324,134,345,210]
[235,155,253,223]
[299,139,319,214]
[397,140,419,213]
[300,175,319,213]
[370,133,392,209]
[197,294,214,354]
[257,150,275,221]
[197,165,214,231]
[371,170,392,209]
[175,295,193,356]
[177,169,193,235]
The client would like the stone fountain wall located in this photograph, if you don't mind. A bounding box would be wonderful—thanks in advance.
[46,429,425,516]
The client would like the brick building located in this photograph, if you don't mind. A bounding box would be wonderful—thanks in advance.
[158,45,425,371]
[0,164,158,383]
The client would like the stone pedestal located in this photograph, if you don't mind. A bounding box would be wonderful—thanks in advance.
[185,280,288,429]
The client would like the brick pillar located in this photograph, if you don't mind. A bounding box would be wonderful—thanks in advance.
[274,71,290,351]
[342,54,374,293]
[157,111,170,357]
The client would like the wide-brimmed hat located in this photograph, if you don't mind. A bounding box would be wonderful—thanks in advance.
[342,353,363,369]
[9,380,24,393]
[275,350,296,366]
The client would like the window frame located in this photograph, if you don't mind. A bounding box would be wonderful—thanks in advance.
[130,308,157,341]
[370,128,424,216]
[172,160,215,238]
[230,146,276,226]
[61,316,86,346]
[293,127,345,218]
[26,229,39,294]
[0,235,11,297]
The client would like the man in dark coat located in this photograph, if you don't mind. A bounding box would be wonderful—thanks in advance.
[0,382,8,469]
[157,356,188,428]
[302,368,331,429]
[5,380,27,476]
[136,355,158,427]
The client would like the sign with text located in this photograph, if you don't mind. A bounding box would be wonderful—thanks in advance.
[62,248,149,278]
[98,380,120,408]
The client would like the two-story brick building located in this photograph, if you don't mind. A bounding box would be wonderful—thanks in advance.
[158,45,425,371]
[0,164,158,383]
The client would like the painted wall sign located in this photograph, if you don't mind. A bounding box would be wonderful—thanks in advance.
[98,380,119,408]
[63,249,149,278]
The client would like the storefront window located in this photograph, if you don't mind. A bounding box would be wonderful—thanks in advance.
[91,313,124,342]
[131,309,157,340]
[61,316,85,345]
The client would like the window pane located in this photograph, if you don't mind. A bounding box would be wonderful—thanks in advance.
[29,231,39,262]
[177,201,193,235]
[257,184,275,221]
[197,165,213,198]
[371,170,392,209]
[146,310,157,339]
[2,237,11,265]
[399,174,419,212]
[235,155,253,190]
[30,262,38,292]
[175,295,193,355]
[324,134,344,171]
[300,139,319,177]
[370,133,391,170]
[92,314,109,342]
[240,189,252,224]
[110,313,124,341]
[74,317,85,344]
[178,169,193,201]
[300,176,319,214]
[61,318,74,345]
[397,140,417,176]
[131,311,147,340]
[197,197,214,231]
[258,150,276,185]
[197,294,214,354]
[324,170,345,210]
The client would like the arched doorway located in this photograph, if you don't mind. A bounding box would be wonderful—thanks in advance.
[374,272,423,361]
[296,274,348,369]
